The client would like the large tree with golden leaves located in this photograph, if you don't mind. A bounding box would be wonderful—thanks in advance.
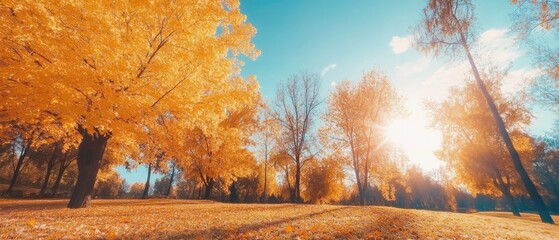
[0,0,259,208]
[429,71,535,217]
[414,0,553,223]
[322,70,403,205]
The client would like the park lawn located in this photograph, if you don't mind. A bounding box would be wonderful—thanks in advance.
[0,199,558,239]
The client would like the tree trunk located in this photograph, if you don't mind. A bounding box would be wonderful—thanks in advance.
[204,178,214,199]
[503,190,521,217]
[67,127,111,208]
[284,165,295,203]
[460,32,554,224]
[355,179,365,206]
[229,181,238,203]
[352,158,365,206]
[356,166,369,206]
[295,159,301,203]
[493,176,521,217]
[51,154,68,196]
[143,162,152,199]
[40,147,58,196]
[551,183,559,201]
[7,140,31,194]
[166,164,176,196]
[263,156,268,202]
[362,184,369,206]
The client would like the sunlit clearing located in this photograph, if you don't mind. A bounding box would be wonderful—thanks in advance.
[385,116,443,171]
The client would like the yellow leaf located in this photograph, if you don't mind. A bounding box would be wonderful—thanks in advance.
[106,231,117,239]
[285,224,295,233]
[27,219,36,227]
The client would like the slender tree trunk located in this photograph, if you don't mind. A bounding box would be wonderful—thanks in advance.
[503,190,521,217]
[295,159,301,203]
[362,175,369,206]
[40,164,53,196]
[51,154,68,196]
[551,184,559,201]
[166,164,176,196]
[229,181,238,203]
[143,162,152,199]
[67,128,110,208]
[284,165,295,202]
[352,156,365,206]
[460,32,554,224]
[40,161,55,196]
[494,176,521,217]
[263,154,268,202]
[40,147,58,196]
[356,178,364,206]
[204,178,214,199]
[7,140,31,194]
[355,169,365,206]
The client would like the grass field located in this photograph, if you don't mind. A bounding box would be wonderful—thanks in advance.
[0,199,558,239]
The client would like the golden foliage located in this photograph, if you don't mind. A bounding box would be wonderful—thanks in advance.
[0,0,259,166]
[321,70,404,203]
[428,71,534,196]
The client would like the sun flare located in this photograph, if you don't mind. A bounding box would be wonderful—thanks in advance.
[384,116,443,170]
[385,119,410,145]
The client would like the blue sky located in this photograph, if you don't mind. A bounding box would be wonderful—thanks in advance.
[118,0,556,185]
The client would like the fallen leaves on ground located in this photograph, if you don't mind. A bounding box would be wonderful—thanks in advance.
[0,199,558,239]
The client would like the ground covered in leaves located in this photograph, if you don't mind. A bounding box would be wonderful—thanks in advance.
[0,199,558,239]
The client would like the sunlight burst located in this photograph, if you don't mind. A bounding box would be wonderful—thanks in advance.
[384,117,443,170]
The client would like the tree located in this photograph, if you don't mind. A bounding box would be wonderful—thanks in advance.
[151,162,179,197]
[272,72,321,202]
[94,170,124,199]
[180,103,260,199]
[0,0,258,208]
[533,129,559,207]
[512,0,559,36]
[255,105,279,202]
[51,147,77,196]
[38,141,62,196]
[511,1,559,111]
[166,162,177,197]
[414,0,554,223]
[153,177,171,196]
[429,73,535,216]
[139,154,166,199]
[405,166,451,210]
[4,123,41,194]
[128,182,145,199]
[322,70,403,205]
[303,156,345,204]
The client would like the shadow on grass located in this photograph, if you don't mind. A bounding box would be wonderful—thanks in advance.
[0,199,216,211]
[0,199,68,211]
[210,203,299,214]
[93,199,217,207]
[475,211,559,223]
[125,205,351,239]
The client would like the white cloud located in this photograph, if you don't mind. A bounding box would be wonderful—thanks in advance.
[477,29,520,65]
[389,35,412,54]
[395,56,432,76]
[321,64,337,77]
[502,68,543,94]
[424,61,469,85]
[424,28,531,95]
[479,28,507,44]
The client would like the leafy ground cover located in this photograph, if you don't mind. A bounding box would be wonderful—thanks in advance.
[0,199,558,239]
